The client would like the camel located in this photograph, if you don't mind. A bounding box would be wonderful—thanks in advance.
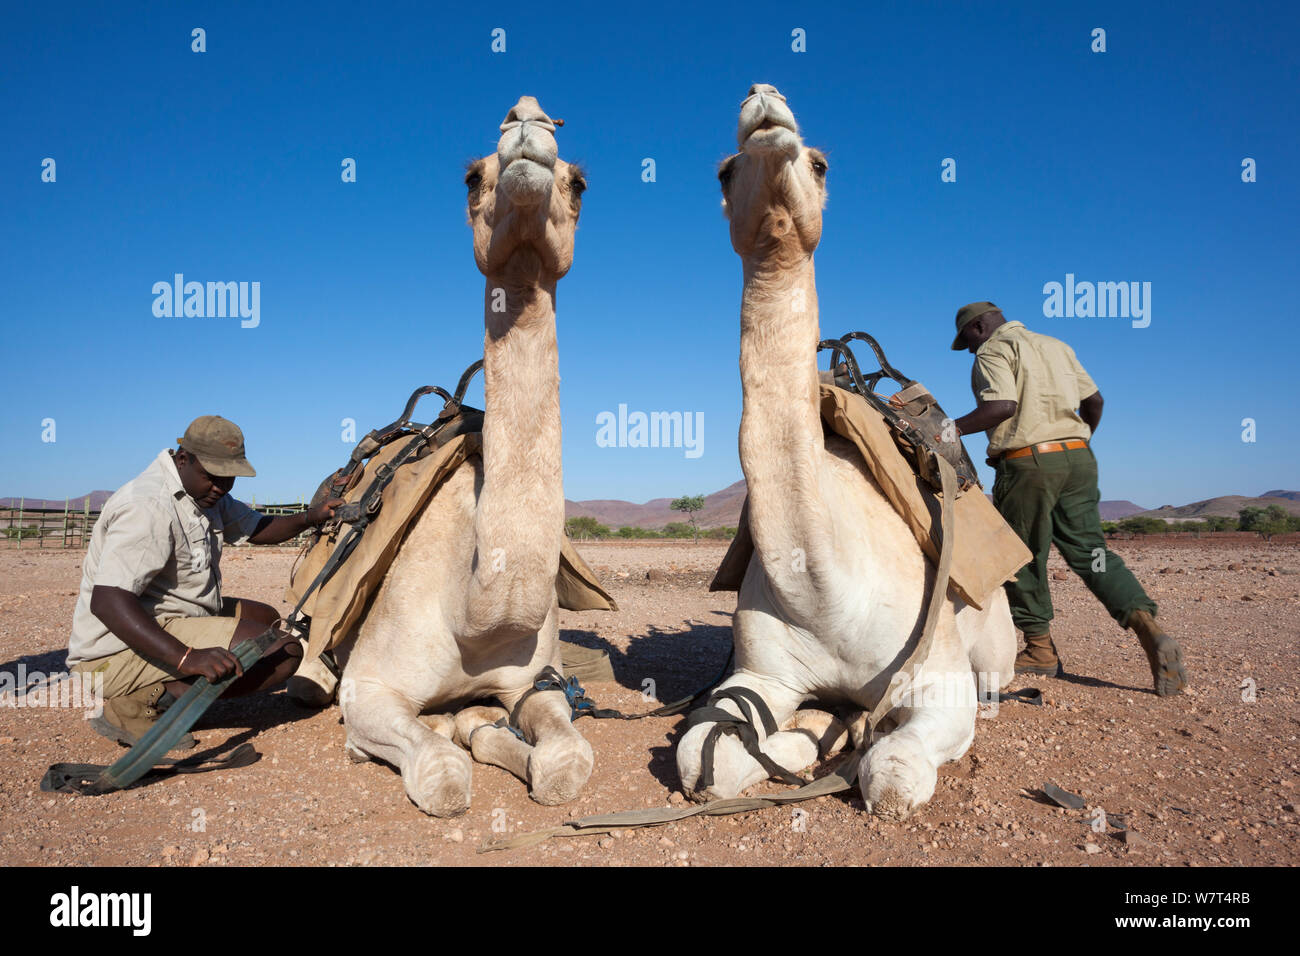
[675,84,1017,820]
[334,95,594,816]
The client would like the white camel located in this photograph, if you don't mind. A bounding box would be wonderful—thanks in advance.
[337,96,594,816]
[676,84,1017,820]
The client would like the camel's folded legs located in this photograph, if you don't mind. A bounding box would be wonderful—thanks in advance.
[342,679,472,818]
[676,673,825,801]
[478,687,593,807]
[453,705,533,783]
[858,645,977,821]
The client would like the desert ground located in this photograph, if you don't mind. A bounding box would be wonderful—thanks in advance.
[0,536,1296,867]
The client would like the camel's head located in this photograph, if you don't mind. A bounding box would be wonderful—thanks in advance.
[718,84,827,262]
[465,95,586,281]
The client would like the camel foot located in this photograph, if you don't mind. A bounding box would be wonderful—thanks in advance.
[403,736,473,818]
[858,734,938,822]
[344,740,369,764]
[784,708,848,757]
[287,655,337,708]
[526,734,593,806]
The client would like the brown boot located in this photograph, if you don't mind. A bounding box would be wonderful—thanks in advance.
[1015,631,1062,677]
[1128,609,1188,697]
[89,682,197,752]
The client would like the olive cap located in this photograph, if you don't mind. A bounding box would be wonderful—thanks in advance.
[951,301,1000,350]
[176,415,256,477]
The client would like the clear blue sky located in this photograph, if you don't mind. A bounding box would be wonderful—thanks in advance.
[3,1,1297,509]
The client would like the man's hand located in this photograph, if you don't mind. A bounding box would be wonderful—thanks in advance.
[177,645,244,682]
[305,498,345,527]
[250,498,346,544]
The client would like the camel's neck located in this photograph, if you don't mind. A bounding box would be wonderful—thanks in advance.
[464,271,563,637]
[738,253,834,615]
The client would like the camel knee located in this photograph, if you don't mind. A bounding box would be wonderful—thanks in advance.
[859,732,939,821]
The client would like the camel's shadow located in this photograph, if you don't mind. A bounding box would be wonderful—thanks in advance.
[562,611,734,791]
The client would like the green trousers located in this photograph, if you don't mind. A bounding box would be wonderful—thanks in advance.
[992,444,1155,637]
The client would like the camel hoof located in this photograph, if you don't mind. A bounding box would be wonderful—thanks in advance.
[344,739,369,764]
[527,735,593,806]
[286,657,337,708]
[403,742,473,818]
[859,736,937,822]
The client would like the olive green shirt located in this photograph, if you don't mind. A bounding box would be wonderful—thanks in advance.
[68,449,265,664]
[970,321,1099,457]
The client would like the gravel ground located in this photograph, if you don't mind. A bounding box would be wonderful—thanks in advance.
[1,537,1297,867]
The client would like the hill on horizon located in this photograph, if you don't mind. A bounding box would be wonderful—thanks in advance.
[6,487,1296,529]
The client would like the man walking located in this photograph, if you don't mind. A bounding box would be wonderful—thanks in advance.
[68,415,342,750]
[946,302,1187,696]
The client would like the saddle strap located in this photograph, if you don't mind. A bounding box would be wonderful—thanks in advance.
[41,743,261,796]
[863,453,958,736]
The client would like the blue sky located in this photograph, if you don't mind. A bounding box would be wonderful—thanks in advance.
[2,1,1297,509]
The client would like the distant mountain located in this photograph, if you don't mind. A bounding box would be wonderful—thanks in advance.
[566,480,747,530]
[0,491,112,511]
[1099,500,1147,520]
[1134,494,1300,522]
[566,481,1145,529]
[1260,490,1300,501]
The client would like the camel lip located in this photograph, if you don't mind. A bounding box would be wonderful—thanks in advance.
[739,112,798,149]
[740,123,801,155]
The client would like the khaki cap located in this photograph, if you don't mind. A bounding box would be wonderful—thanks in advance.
[177,416,256,477]
[951,301,1000,350]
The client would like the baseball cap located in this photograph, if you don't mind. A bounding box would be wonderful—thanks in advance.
[176,415,257,477]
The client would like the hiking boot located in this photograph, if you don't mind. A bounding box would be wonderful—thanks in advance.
[1128,609,1188,697]
[1015,631,1063,677]
[89,682,197,752]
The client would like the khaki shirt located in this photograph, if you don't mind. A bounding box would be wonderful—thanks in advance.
[68,450,265,664]
[971,321,1099,457]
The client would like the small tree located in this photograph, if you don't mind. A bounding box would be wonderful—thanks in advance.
[670,494,706,542]
[565,516,610,540]
[1240,504,1290,542]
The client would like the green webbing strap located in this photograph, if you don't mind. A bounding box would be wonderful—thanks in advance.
[41,629,280,796]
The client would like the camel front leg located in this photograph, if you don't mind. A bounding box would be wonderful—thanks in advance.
[494,687,593,806]
[453,705,534,784]
[858,654,977,821]
[676,673,819,802]
[342,679,473,818]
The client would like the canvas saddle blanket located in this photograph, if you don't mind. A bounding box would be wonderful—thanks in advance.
[286,426,618,666]
[710,383,1031,609]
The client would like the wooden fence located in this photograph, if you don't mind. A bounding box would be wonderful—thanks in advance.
[0,497,312,549]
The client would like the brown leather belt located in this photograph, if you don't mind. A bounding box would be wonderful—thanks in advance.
[1001,439,1089,461]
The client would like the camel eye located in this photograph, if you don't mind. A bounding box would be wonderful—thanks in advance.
[811,159,827,177]
[570,173,587,196]
[465,171,482,190]
[718,163,735,187]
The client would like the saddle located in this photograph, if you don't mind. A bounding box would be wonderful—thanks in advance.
[286,361,618,665]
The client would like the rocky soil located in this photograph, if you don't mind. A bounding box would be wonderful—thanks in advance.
[0,537,1296,867]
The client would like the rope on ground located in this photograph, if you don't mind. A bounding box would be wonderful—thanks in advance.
[477,750,860,853]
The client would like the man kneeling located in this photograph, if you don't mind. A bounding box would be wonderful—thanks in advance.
[67,415,341,752]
